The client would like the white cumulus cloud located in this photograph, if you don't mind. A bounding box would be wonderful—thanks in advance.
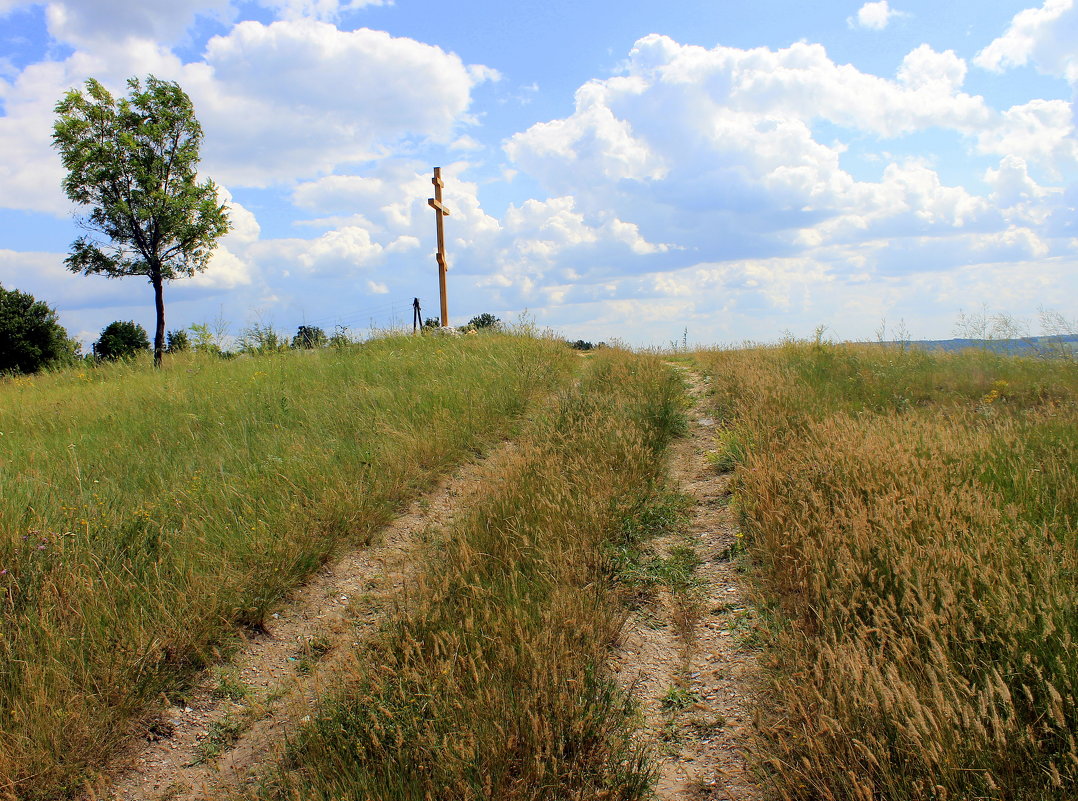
[257,0,390,23]
[184,20,495,186]
[0,17,496,215]
[975,0,1078,82]
[21,0,233,48]
[849,1,902,31]
[499,33,1076,310]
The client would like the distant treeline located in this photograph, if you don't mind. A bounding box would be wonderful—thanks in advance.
[877,334,1078,358]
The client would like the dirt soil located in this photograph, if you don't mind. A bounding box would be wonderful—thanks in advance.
[99,439,518,801]
[612,368,762,801]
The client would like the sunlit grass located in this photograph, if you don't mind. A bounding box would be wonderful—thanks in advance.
[695,341,1077,801]
[0,333,573,799]
[258,348,687,801]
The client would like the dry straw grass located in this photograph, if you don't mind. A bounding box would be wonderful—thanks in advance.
[0,333,572,800]
[695,341,1077,801]
[259,348,687,801]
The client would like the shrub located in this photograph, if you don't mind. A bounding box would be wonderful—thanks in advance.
[292,325,327,349]
[0,284,78,374]
[94,320,150,361]
[239,323,288,355]
[467,312,500,330]
[188,322,229,357]
[165,329,189,353]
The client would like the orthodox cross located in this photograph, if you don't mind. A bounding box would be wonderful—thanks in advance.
[427,167,451,327]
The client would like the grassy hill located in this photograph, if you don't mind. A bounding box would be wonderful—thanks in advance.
[0,333,575,797]
[695,341,1077,800]
[1,333,1075,800]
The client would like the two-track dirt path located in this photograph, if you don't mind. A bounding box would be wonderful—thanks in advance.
[102,439,518,801]
[613,368,762,801]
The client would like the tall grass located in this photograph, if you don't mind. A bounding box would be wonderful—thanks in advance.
[0,334,573,800]
[258,348,687,801]
[695,342,1077,801]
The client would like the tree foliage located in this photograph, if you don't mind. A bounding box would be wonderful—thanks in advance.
[0,284,78,374]
[52,75,230,367]
[95,320,150,361]
[467,313,501,329]
[328,325,352,348]
[239,322,288,355]
[166,329,189,353]
[292,325,327,349]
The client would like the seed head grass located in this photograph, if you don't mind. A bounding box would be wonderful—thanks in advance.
[258,348,687,801]
[695,341,1077,801]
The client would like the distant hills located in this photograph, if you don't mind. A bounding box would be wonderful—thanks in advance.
[880,335,1078,357]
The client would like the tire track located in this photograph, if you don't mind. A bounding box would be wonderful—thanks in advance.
[100,439,520,801]
[613,368,762,801]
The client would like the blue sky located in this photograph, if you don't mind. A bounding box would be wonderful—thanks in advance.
[0,0,1075,347]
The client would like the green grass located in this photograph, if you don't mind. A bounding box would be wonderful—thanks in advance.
[256,348,687,801]
[0,333,573,799]
[695,341,1078,801]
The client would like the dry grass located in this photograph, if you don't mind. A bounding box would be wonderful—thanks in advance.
[258,348,687,801]
[0,333,572,800]
[695,341,1077,801]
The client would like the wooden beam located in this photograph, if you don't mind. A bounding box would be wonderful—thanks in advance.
[427,197,451,216]
[431,166,450,326]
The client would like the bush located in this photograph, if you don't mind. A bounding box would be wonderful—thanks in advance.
[239,323,288,355]
[467,312,500,329]
[292,325,327,349]
[166,329,189,353]
[568,339,606,351]
[328,325,352,348]
[188,322,229,357]
[0,284,79,374]
[95,321,150,361]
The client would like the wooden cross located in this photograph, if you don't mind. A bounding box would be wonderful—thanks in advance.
[427,167,451,328]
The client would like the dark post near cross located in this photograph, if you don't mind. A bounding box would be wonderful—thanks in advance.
[427,167,451,328]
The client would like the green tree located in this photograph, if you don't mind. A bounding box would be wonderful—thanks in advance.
[53,75,231,368]
[328,324,352,348]
[239,322,288,354]
[166,328,189,353]
[468,313,500,329]
[95,320,150,361]
[0,284,79,374]
[188,323,228,357]
[292,325,327,349]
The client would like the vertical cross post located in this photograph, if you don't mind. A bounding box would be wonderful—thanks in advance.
[427,167,451,327]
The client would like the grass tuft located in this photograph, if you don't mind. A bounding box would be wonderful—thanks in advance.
[0,333,573,799]
[257,348,686,801]
[696,341,1077,801]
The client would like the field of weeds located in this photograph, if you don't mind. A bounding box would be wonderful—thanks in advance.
[696,342,1077,801]
[0,334,573,799]
[257,347,687,801]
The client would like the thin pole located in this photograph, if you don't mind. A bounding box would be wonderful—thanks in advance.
[428,167,451,327]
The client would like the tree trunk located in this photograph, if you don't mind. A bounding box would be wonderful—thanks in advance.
[152,272,165,368]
